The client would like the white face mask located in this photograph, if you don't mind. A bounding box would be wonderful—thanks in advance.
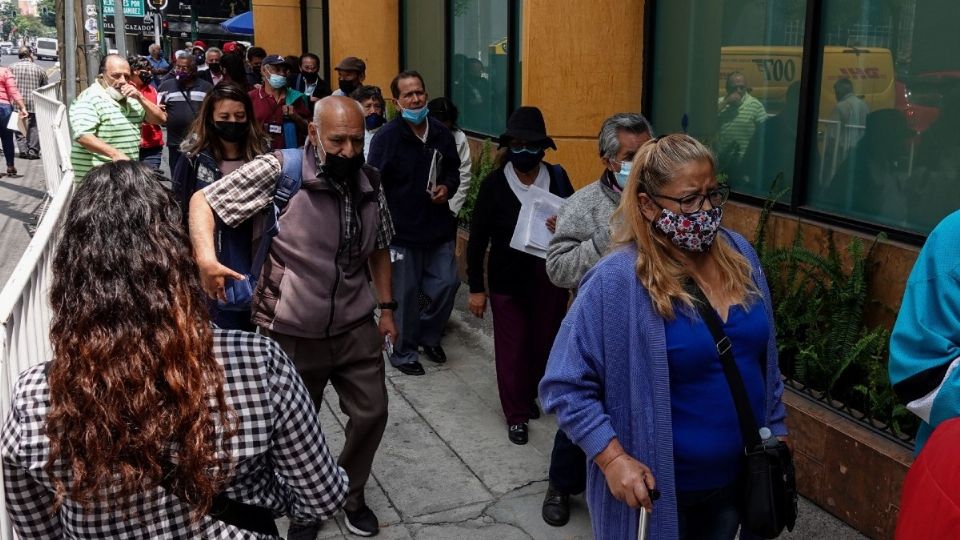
[105,85,126,102]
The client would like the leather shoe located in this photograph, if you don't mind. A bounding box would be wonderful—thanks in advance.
[421,344,447,364]
[541,483,570,526]
[508,423,528,445]
[395,361,425,376]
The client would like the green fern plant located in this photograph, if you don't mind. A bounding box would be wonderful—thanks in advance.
[457,138,496,228]
[752,193,917,438]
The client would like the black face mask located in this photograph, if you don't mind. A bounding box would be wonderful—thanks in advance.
[338,79,358,95]
[365,113,385,131]
[138,71,153,85]
[213,121,249,144]
[323,150,365,179]
[302,71,319,83]
[509,150,544,173]
[208,62,222,74]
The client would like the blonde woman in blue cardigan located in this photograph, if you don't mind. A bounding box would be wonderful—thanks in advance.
[540,134,787,540]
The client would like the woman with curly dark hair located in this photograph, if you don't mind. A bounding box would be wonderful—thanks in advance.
[1,161,347,538]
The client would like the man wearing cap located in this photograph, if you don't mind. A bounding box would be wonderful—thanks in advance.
[332,56,366,97]
[157,53,213,172]
[250,55,310,150]
[367,70,461,376]
[191,40,207,67]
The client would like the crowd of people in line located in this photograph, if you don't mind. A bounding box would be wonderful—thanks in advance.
[3,39,957,540]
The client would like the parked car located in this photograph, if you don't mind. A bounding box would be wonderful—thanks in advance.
[35,37,57,61]
[896,71,960,134]
[0,42,14,56]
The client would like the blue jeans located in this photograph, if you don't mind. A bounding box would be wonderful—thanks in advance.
[389,240,460,366]
[0,104,17,167]
[677,482,741,540]
[139,146,163,170]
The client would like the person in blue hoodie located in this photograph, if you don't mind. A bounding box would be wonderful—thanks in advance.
[889,208,960,452]
[368,70,461,376]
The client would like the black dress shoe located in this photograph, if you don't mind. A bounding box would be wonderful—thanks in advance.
[421,344,447,364]
[395,361,425,376]
[508,423,528,445]
[542,483,571,526]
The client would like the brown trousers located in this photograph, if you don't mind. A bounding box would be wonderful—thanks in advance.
[265,319,388,511]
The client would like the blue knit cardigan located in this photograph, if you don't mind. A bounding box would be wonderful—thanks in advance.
[539,229,787,540]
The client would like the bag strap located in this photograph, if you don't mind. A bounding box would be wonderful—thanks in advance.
[248,148,304,281]
[689,283,763,449]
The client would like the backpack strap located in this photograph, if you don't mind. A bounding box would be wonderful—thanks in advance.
[248,148,304,281]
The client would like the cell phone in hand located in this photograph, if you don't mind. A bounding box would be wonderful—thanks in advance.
[384,335,394,357]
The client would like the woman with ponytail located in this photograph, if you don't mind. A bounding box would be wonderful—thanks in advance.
[540,134,787,540]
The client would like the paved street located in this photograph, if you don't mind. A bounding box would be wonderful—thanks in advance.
[0,56,60,285]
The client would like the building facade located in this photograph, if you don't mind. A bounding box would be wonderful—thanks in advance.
[251,0,960,325]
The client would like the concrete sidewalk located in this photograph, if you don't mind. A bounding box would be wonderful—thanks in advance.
[280,288,867,539]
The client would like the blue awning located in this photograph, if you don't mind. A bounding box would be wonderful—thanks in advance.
[220,11,253,36]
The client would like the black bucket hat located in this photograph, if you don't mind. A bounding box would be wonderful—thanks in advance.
[498,106,557,150]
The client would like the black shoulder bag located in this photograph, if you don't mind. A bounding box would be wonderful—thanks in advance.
[691,285,798,538]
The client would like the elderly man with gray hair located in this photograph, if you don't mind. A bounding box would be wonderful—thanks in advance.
[540,112,653,527]
[188,96,396,538]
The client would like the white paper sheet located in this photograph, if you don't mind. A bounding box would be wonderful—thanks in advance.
[509,185,564,259]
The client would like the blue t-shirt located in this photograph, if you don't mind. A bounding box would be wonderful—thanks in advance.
[666,300,769,492]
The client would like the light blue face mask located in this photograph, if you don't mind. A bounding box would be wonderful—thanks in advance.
[401,105,430,125]
[267,73,287,89]
[615,160,632,189]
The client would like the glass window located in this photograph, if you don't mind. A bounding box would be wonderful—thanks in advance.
[806,1,960,234]
[650,0,808,200]
[450,0,510,135]
[402,0,446,98]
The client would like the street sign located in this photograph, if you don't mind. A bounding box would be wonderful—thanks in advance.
[103,18,155,33]
[102,0,145,18]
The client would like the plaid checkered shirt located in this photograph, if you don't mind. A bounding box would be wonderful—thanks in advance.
[9,60,47,113]
[203,150,394,250]
[1,329,348,538]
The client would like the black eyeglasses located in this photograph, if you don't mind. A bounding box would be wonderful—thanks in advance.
[648,185,730,214]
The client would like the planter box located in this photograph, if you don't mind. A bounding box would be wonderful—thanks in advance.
[784,387,913,539]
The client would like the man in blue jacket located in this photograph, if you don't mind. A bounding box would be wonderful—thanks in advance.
[368,70,461,376]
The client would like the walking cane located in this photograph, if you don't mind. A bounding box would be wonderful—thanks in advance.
[637,488,661,540]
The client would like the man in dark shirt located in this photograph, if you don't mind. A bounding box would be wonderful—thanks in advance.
[368,70,461,376]
[246,46,267,87]
[289,52,332,105]
[157,54,213,172]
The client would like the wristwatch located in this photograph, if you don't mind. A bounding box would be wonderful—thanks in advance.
[378,300,398,311]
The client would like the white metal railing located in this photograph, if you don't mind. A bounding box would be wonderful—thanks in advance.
[0,83,74,539]
[32,83,74,196]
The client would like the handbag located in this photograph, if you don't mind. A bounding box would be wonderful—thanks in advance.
[691,284,798,538]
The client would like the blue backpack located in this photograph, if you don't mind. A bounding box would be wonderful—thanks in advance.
[218,148,303,311]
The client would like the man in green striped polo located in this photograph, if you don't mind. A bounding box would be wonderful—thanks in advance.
[69,54,166,180]
[717,71,767,165]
